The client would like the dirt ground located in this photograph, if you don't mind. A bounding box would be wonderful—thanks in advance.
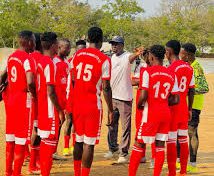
[0,74,214,176]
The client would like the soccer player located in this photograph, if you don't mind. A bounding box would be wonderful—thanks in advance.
[28,32,43,174]
[52,38,71,158]
[37,32,64,176]
[5,30,36,176]
[179,43,209,173]
[68,27,114,176]
[129,45,179,176]
[165,40,195,176]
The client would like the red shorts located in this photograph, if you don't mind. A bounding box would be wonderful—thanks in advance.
[168,120,188,140]
[136,120,170,144]
[73,106,102,145]
[6,93,31,145]
[38,109,60,140]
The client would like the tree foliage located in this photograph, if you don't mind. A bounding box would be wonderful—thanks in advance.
[0,0,213,51]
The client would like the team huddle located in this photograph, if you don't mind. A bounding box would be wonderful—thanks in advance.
[0,26,206,176]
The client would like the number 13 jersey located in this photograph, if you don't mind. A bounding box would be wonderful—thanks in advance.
[140,65,179,123]
[71,48,111,110]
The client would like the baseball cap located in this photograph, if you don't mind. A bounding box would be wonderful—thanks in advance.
[109,36,124,44]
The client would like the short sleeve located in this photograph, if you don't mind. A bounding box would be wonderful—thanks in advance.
[102,59,111,80]
[189,71,195,88]
[44,62,55,85]
[171,76,180,94]
[140,70,149,90]
[24,58,34,73]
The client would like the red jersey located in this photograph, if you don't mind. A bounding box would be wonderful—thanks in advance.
[7,50,34,94]
[168,60,194,122]
[140,65,179,122]
[37,55,55,137]
[70,48,111,110]
[30,51,43,74]
[53,56,69,110]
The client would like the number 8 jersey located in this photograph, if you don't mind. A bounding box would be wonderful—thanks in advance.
[168,60,194,122]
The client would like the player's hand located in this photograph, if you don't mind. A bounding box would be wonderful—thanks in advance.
[0,84,6,93]
[188,110,192,121]
[134,46,144,56]
[106,111,114,127]
[59,110,65,126]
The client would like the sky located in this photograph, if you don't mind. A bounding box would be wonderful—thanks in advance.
[78,0,161,17]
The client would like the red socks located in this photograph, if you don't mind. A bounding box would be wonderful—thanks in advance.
[25,144,30,160]
[167,139,177,176]
[153,146,165,176]
[64,135,70,148]
[179,136,189,174]
[40,140,56,176]
[29,146,40,171]
[81,167,90,176]
[72,133,76,147]
[6,142,15,176]
[129,145,145,176]
[13,144,26,176]
[74,160,82,176]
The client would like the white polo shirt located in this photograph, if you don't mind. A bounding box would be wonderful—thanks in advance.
[110,51,133,101]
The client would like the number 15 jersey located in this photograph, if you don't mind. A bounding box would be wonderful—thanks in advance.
[71,48,111,110]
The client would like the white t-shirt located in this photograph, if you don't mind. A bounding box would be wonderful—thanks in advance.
[110,52,133,101]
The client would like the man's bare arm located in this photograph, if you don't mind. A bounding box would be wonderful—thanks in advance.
[168,94,180,106]
[26,72,36,98]
[137,89,148,109]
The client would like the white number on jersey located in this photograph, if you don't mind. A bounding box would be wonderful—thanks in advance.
[153,81,171,99]
[11,66,17,82]
[179,76,187,92]
[76,62,93,82]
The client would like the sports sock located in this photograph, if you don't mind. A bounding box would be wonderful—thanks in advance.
[74,160,82,176]
[72,133,76,147]
[167,139,177,176]
[151,143,156,159]
[35,147,40,169]
[64,135,70,148]
[179,136,189,174]
[25,144,30,159]
[6,142,15,176]
[40,140,56,176]
[153,146,165,176]
[29,146,40,170]
[13,144,26,176]
[81,167,90,176]
[129,145,145,176]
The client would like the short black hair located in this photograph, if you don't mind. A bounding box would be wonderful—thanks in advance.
[166,40,181,55]
[41,32,57,50]
[150,45,166,61]
[88,27,103,43]
[76,40,86,46]
[18,30,33,40]
[182,43,197,54]
[34,33,42,51]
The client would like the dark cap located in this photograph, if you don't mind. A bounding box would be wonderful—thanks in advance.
[109,36,124,44]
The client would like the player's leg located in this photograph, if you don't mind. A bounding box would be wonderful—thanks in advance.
[178,122,189,175]
[167,122,177,176]
[29,126,41,174]
[5,136,15,176]
[118,100,132,163]
[105,100,120,158]
[153,122,169,176]
[73,142,83,176]
[129,141,146,176]
[81,143,95,176]
[188,109,200,172]
[40,139,57,176]
[63,113,73,156]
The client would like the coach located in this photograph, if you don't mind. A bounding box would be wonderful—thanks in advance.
[104,36,143,163]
